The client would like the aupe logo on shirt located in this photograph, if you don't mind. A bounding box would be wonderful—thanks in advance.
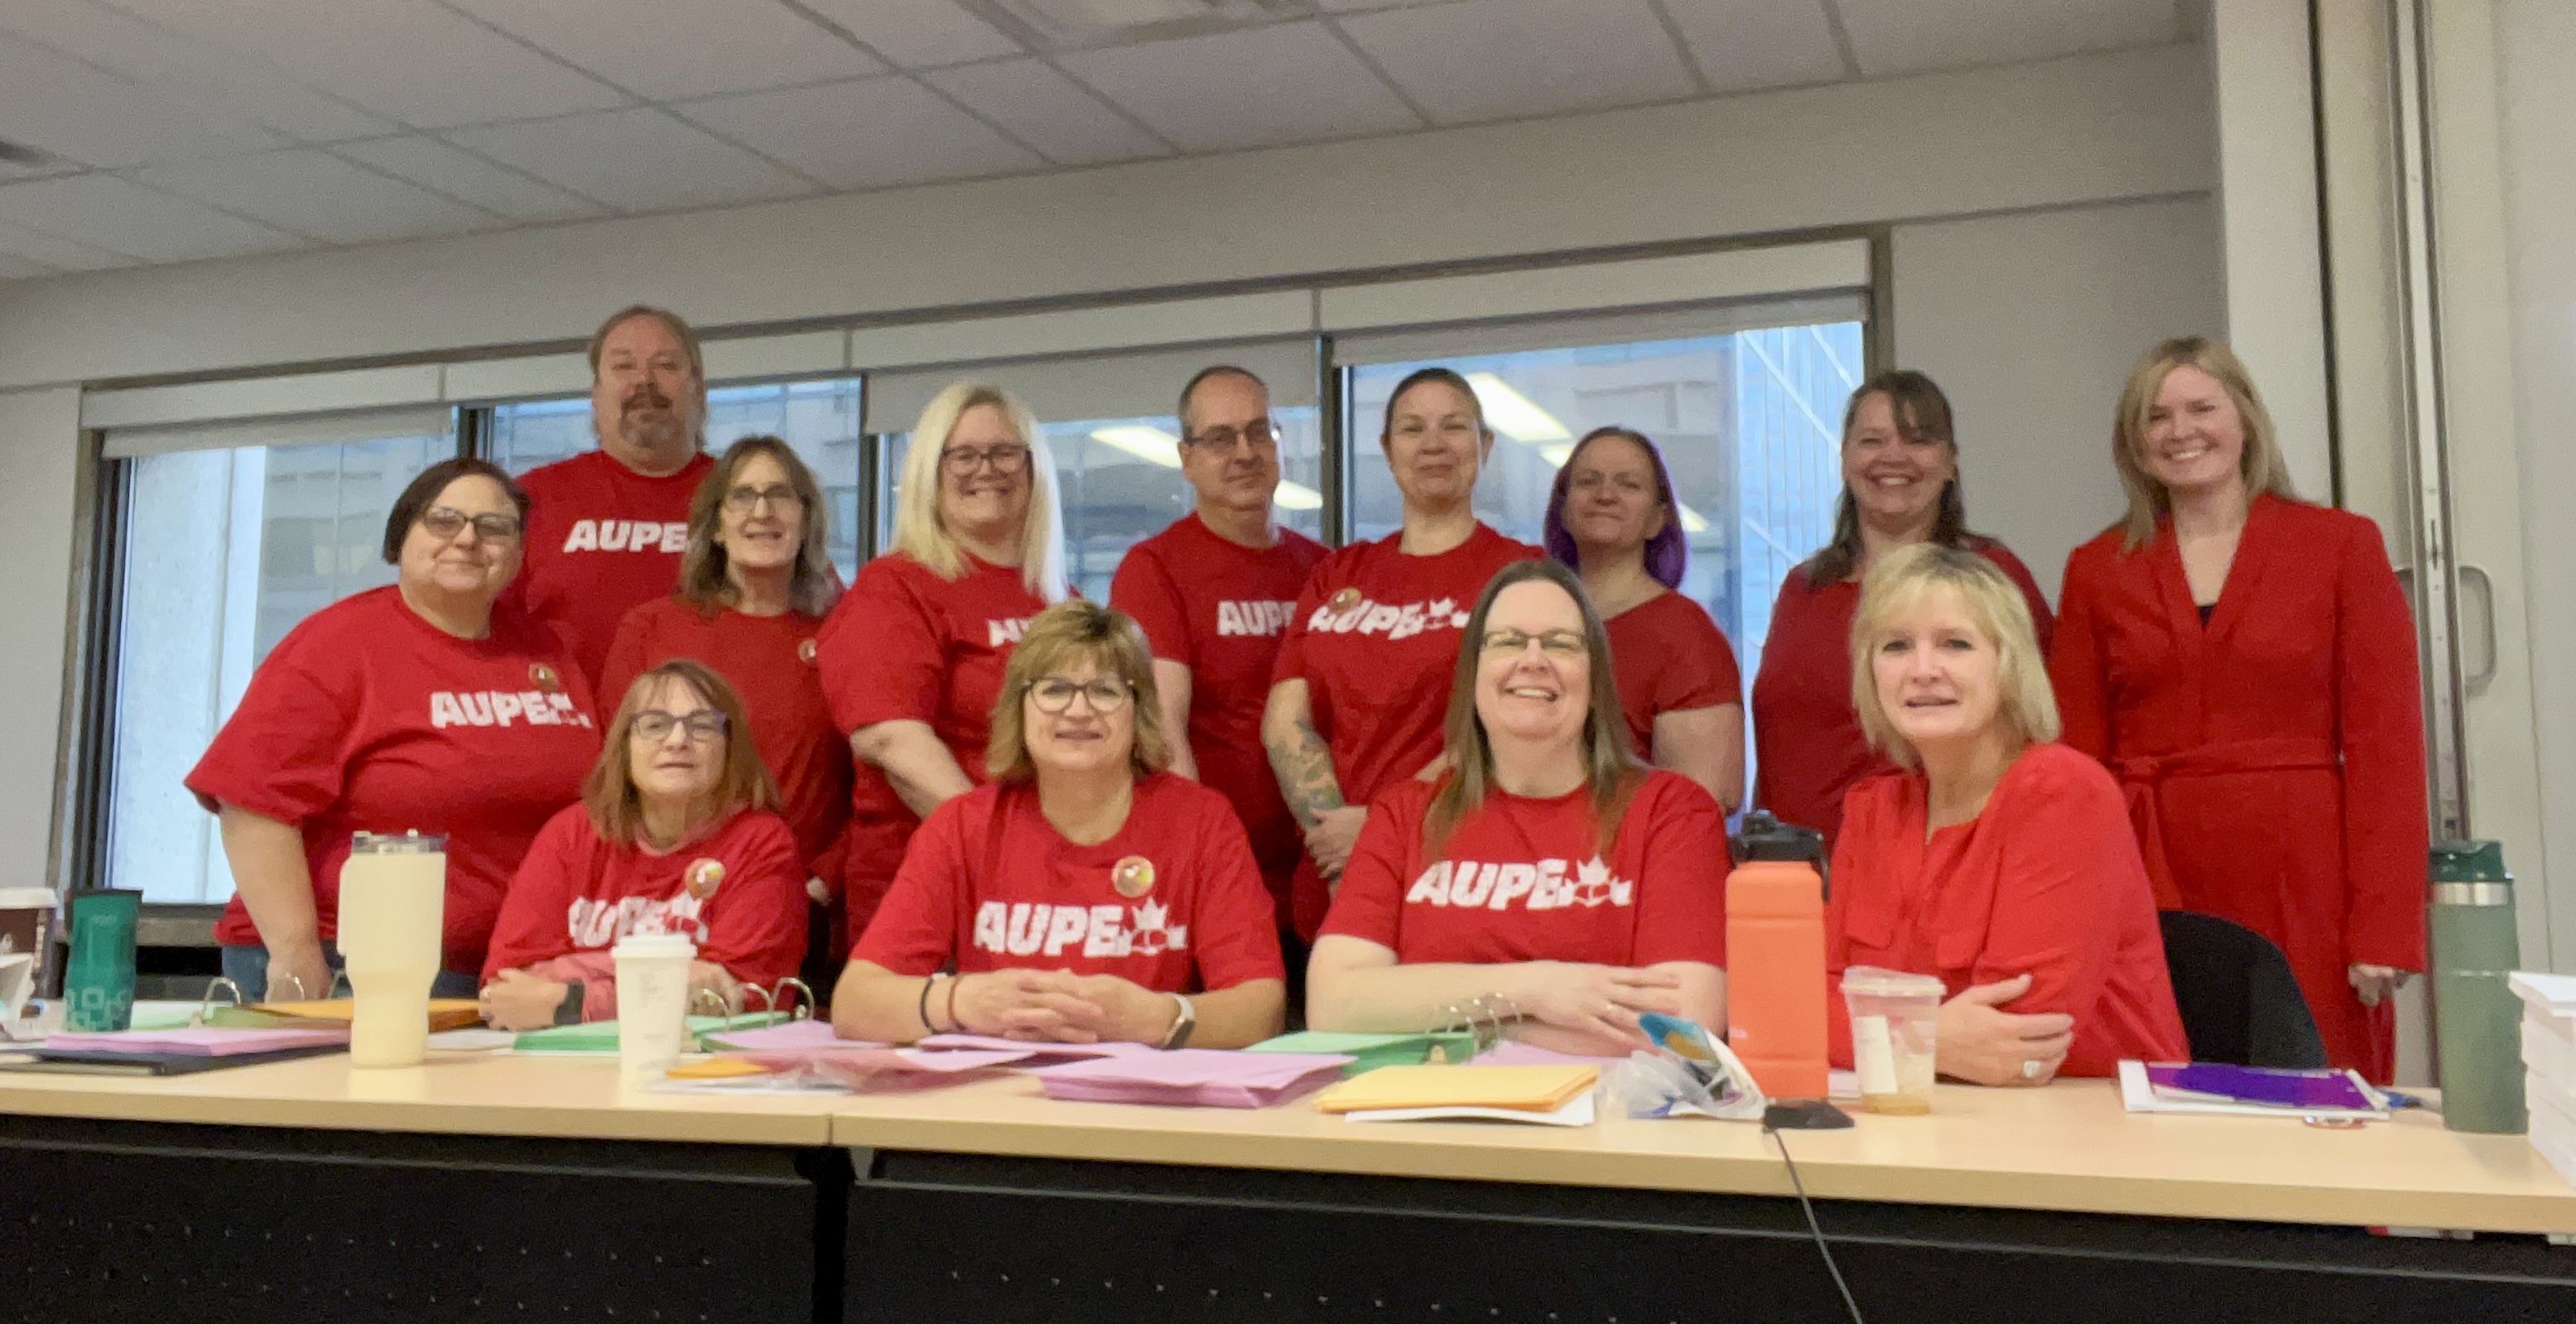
[1215,600,1297,638]
[1307,595,1471,642]
[971,898,1188,959]
[567,893,705,949]
[430,691,595,730]
[1405,856,1633,911]
[561,520,688,554]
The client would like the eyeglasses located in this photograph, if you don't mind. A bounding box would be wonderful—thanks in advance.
[1182,419,1279,453]
[420,506,522,542]
[1027,676,1133,714]
[941,444,1031,475]
[721,484,802,514]
[1480,628,1587,657]
[631,709,727,743]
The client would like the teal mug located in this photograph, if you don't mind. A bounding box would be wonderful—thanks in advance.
[63,888,142,1033]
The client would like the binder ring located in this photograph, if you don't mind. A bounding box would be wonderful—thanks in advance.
[770,978,816,1021]
[194,976,244,1027]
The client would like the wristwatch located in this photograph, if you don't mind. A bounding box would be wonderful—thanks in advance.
[1160,993,1197,1050]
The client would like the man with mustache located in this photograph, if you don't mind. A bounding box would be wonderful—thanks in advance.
[503,306,718,686]
[1111,367,1327,967]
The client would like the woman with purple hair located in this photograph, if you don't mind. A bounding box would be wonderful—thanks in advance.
[1544,427,1743,811]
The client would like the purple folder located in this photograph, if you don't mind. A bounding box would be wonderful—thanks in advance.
[2146,1062,2378,1110]
[1028,1049,1353,1108]
[43,1027,349,1057]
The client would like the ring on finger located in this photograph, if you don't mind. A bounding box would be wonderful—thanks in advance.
[2021,1058,2044,1080]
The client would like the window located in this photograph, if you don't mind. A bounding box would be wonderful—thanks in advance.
[487,378,864,583]
[104,423,457,905]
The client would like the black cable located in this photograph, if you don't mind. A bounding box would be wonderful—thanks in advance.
[1765,1125,1867,1324]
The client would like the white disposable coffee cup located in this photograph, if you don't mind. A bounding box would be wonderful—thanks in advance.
[613,931,697,1082]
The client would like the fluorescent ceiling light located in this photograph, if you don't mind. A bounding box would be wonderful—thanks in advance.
[1465,373,1572,444]
[1538,444,1575,467]
[1090,426,1181,468]
[1276,482,1324,511]
[1678,504,1711,534]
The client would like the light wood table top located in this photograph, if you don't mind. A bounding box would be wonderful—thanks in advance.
[0,1051,839,1146]
[829,1075,2576,1235]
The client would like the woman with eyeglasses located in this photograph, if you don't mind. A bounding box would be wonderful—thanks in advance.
[602,436,851,983]
[479,660,807,1028]
[1543,426,1744,810]
[1305,561,1729,1057]
[836,600,1285,1047]
[1264,367,1539,908]
[817,383,1071,948]
[187,459,602,1004]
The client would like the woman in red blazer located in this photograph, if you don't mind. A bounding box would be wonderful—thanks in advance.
[2050,336,2427,1083]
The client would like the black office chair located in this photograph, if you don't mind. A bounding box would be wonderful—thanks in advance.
[2156,909,2330,1068]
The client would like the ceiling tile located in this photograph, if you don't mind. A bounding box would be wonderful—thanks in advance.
[0,30,286,168]
[0,175,303,262]
[445,107,817,213]
[0,0,395,141]
[1337,0,1694,126]
[1054,22,1421,153]
[922,58,1168,166]
[135,147,501,244]
[332,135,609,222]
[678,77,1044,190]
[1833,0,2182,78]
[441,0,883,101]
[798,0,1023,67]
[99,0,630,128]
[1660,0,1847,92]
[0,217,134,272]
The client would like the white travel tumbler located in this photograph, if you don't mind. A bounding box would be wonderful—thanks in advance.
[614,931,697,1082]
[338,832,446,1068]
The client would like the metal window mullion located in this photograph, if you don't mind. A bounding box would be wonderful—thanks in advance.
[1319,335,1346,548]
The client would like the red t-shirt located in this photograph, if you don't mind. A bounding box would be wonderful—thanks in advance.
[1271,524,1539,810]
[1825,743,2188,1079]
[503,448,715,687]
[1320,770,1730,969]
[816,552,1050,932]
[187,585,602,975]
[855,772,1286,994]
[1605,590,1743,761]
[600,596,852,884]
[1110,513,1327,928]
[1750,541,2053,842]
[482,804,807,994]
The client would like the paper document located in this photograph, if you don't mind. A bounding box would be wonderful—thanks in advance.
[1029,1049,1351,1108]
[1343,1091,1597,1128]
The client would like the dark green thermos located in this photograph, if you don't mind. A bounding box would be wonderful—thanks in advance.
[2429,840,2526,1134]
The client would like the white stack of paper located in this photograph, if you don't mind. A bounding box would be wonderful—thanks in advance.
[2507,972,2576,1183]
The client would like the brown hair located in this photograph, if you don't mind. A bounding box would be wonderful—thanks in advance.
[587,304,705,386]
[1425,559,1643,858]
[985,600,1172,784]
[381,458,529,564]
[1379,366,1488,442]
[1805,370,1977,586]
[677,436,839,618]
[1849,543,2061,771]
[581,660,779,849]
[2110,335,2299,550]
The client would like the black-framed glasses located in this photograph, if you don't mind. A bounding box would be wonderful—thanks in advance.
[1182,419,1279,452]
[1480,628,1587,658]
[420,506,522,542]
[631,709,727,743]
[941,444,1031,475]
[1027,676,1133,715]
[721,484,802,514]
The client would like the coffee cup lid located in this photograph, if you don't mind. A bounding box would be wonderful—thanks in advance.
[611,932,696,959]
[1840,965,1946,999]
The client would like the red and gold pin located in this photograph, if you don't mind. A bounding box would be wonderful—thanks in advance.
[797,638,818,665]
[685,859,726,901]
[1328,586,1363,612]
[1111,855,1156,899]
[530,662,561,693]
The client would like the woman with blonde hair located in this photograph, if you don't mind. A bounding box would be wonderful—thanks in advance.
[480,660,807,1028]
[816,383,1071,945]
[835,599,1285,1048]
[1830,545,2185,1084]
[1304,560,1730,1057]
[2050,335,2424,1083]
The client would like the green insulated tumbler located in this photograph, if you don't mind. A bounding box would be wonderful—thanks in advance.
[63,888,142,1033]
[2430,840,2526,1134]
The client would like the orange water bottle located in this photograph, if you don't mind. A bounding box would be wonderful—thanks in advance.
[1726,812,1829,1100]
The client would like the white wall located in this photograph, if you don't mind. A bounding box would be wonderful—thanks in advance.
[0,388,79,889]
[1890,197,2229,604]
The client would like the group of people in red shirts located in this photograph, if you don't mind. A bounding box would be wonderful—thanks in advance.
[186,305,2424,1084]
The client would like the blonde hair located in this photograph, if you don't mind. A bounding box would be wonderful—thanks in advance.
[888,381,1069,602]
[582,660,780,848]
[985,600,1171,783]
[2111,336,2299,550]
[678,436,839,618]
[1849,543,2060,770]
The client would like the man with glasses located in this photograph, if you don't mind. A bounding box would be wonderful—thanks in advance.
[1112,367,1329,953]
[504,305,719,686]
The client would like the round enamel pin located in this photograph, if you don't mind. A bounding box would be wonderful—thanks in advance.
[1328,585,1362,612]
[685,859,725,901]
[1111,855,1156,899]
[530,662,561,693]
[797,638,818,665]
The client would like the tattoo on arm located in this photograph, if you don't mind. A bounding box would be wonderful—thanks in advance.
[1266,715,1346,831]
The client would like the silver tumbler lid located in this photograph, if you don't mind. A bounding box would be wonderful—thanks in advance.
[351,830,446,855]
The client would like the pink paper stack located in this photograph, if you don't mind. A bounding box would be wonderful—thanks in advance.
[1028,1049,1353,1108]
[43,1027,349,1056]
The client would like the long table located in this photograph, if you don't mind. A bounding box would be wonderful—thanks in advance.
[7,1054,2576,1323]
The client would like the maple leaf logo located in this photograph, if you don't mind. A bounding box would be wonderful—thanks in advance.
[1572,856,1615,908]
[1130,898,1174,956]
